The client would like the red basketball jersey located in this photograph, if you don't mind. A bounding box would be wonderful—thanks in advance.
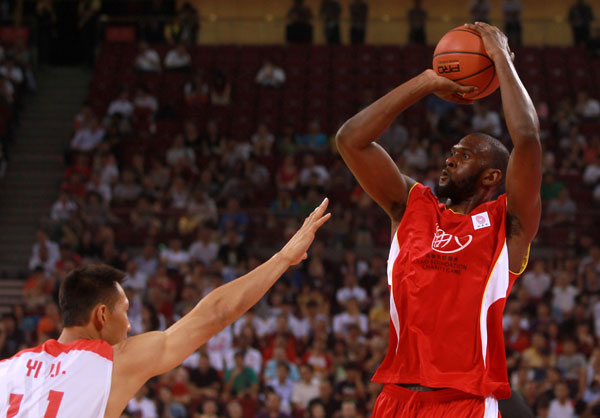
[372,183,525,400]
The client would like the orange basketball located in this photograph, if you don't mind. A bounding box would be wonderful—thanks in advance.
[432,26,499,100]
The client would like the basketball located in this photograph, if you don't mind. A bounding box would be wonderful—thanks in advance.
[432,26,499,100]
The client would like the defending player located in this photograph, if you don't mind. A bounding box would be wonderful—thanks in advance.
[336,23,541,417]
[0,199,330,418]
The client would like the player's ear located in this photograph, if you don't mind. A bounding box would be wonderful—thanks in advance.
[92,304,108,330]
[481,168,502,187]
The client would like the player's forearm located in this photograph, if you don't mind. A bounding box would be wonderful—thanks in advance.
[493,52,540,144]
[169,253,291,340]
[336,72,433,150]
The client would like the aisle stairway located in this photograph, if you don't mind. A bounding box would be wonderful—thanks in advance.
[0,66,91,281]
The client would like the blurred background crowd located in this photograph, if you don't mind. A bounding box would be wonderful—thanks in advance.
[0,1,599,418]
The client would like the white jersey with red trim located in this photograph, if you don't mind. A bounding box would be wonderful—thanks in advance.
[0,339,113,418]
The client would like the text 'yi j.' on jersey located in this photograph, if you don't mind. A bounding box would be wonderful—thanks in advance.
[0,339,113,417]
[372,183,527,399]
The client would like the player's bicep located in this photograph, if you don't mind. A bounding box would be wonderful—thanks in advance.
[505,141,542,241]
[337,141,414,219]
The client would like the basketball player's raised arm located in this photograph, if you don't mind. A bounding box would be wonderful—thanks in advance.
[111,200,330,393]
[468,22,542,269]
[335,71,476,220]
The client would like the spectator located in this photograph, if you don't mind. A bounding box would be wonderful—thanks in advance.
[320,0,342,45]
[113,170,143,204]
[267,362,296,414]
[407,0,427,45]
[0,58,23,86]
[50,191,77,222]
[291,364,320,414]
[166,134,196,167]
[548,381,576,417]
[164,43,191,71]
[469,0,491,23]
[210,70,231,106]
[70,116,105,152]
[160,238,191,271]
[219,198,249,236]
[286,0,314,44]
[252,122,276,155]
[135,41,161,72]
[402,138,428,172]
[299,154,330,186]
[218,230,248,268]
[333,298,368,337]
[552,271,579,320]
[557,339,587,382]
[522,260,552,300]
[472,102,502,137]
[0,74,14,103]
[164,3,199,44]
[575,90,600,120]
[107,89,134,118]
[349,0,368,44]
[257,389,291,418]
[0,314,25,359]
[568,0,594,46]
[256,61,287,88]
[336,273,367,307]
[223,351,259,399]
[296,120,329,152]
[546,188,577,225]
[276,155,300,190]
[184,71,210,106]
[133,86,159,116]
[264,346,301,382]
[179,190,218,235]
[502,0,523,46]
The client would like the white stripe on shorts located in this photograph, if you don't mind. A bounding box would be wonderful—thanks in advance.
[483,396,499,418]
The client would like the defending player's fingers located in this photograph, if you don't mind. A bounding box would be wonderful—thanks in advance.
[312,213,331,230]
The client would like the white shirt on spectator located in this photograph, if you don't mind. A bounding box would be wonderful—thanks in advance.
[332,312,368,335]
[584,163,600,185]
[255,66,286,87]
[0,65,23,85]
[164,49,191,69]
[124,271,148,291]
[336,285,368,306]
[552,285,579,314]
[548,399,575,418]
[127,396,158,418]
[166,147,195,166]
[71,128,105,152]
[160,248,191,269]
[206,326,233,371]
[134,255,158,278]
[135,49,161,72]
[288,315,312,340]
[50,199,77,221]
[472,110,502,137]
[100,163,119,186]
[267,377,294,414]
[107,99,134,118]
[291,379,320,410]
[189,240,219,266]
[299,166,330,186]
[87,181,112,203]
[579,98,600,119]
[521,271,552,299]
[134,95,159,112]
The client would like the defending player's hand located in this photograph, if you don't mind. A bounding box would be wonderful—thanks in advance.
[464,22,515,64]
[278,198,331,266]
[422,69,477,105]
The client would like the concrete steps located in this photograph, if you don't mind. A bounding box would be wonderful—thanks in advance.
[0,66,91,283]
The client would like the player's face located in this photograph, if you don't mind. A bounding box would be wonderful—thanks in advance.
[435,135,486,203]
[103,283,131,345]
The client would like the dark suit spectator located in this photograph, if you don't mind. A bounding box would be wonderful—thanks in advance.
[502,0,523,47]
[407,0,427,45]
[349,0,368,44]
[320,0,342,45]
[569,0,595,46]
[286,0,314,44]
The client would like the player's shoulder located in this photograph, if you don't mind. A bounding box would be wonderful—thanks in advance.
[4,339,114,363]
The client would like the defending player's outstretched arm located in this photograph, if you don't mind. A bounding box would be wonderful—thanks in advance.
[467,22,542,273]
[335,70,475,222]
[105,199,330,417]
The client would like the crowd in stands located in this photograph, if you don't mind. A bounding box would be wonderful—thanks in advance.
[1,25,600,418]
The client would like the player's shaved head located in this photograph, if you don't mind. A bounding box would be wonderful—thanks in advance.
[467,132,510,182]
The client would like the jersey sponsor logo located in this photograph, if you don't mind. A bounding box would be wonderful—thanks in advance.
[431,223,473,254]
[472,211,491,230]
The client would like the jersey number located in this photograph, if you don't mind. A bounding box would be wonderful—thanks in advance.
[7,390,64,418]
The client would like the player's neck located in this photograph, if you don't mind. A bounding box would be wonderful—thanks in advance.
[446,190,492,214]
[57,325,101,345]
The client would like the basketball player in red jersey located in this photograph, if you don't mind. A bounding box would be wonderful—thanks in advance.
[0,199,330,417]
[336,23,541,417]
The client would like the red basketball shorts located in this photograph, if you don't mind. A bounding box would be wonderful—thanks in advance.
[371,384,501,418]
